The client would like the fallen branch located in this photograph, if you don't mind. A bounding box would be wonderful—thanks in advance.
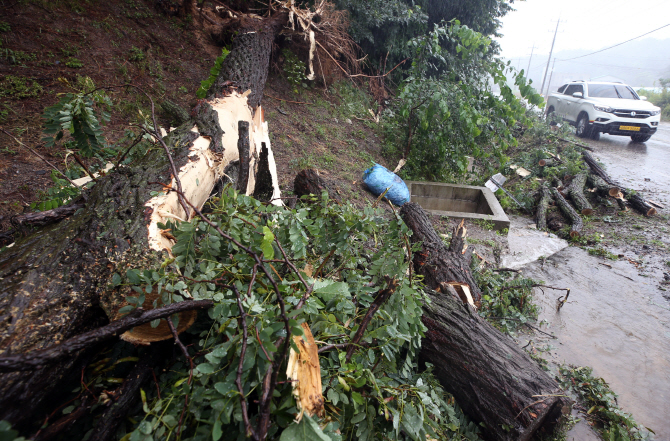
[551,187,583,238]
[0,300,213,372]
[345,278,399,362]
[536,185,553,230]
[567,173,594,216]
[11,202,84,228]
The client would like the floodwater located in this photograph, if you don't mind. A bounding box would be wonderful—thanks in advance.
[522,249,670,439]
[503,122,670,439]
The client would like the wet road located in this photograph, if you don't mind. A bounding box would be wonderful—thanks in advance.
[587,122,670,206]
[507,122,670,439]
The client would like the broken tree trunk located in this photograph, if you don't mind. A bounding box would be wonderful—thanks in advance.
[582,151,656,216]
[400,202,481,308]
[0,11,288,426]
[399,203,568,441]
[551,187,582,238]
[422,288,568,441]
[566,173,594,216]
[536,186,553,230]
[293,168,341,203]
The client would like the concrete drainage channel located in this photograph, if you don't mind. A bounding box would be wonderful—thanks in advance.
[406,181,510,231]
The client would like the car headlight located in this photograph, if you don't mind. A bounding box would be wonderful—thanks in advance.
[593,105,613,112]
[650,110,661,116]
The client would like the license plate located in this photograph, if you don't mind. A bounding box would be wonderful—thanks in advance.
[619,125,640,131]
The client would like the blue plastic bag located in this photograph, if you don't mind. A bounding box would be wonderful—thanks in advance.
[362,163,410,206]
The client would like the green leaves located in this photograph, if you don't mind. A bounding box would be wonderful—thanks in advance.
[260,226,275,260]
[196,48,230,99]
[279,416,332,441]
[42,77,111,158]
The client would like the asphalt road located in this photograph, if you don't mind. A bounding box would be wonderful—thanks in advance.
[585,121,670,206]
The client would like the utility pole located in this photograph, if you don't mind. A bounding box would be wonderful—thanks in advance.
[545,58,556,96]
[540,19,560,97]
[526,43,536,74]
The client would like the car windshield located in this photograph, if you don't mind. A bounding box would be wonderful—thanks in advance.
[588,84,638,99]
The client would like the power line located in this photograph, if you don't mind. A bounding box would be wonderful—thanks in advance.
[558,23,670,61]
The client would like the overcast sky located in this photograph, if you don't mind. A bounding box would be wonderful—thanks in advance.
[496,0,670,59]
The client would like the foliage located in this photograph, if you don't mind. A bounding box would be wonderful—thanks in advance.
[1,48,37,64]
[42,76,112,157]
[474,264,539,334]
[587,247,619,260]
[281,48,307,94]
[558,365,654,440]
[334,0,512,73]
[0,21,10,32]
[119,189,480,440]
[388,21,543,181]
[128,46,146,62]
[0,420,26,441]
[198,47,230,98]
[30,170,83,212]
[65,57,83,68]
[638,80,670,121]
[0,75,43,99]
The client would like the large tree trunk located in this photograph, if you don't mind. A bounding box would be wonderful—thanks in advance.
[421,290,567,441]
[400,203,568,441]
[0,11,288,426]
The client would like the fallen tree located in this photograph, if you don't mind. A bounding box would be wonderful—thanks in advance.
[400,202,568,441]
[0,11,287,425]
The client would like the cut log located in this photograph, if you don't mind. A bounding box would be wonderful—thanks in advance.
[0,11,288,426]
[551,187,582,238]
[586,173,616,197]
[538,158,557,167]
[422,287,568,441]
[582,151,655,216]
[566,173,594,215]
[536,186,553,230]
[399,203,481,308]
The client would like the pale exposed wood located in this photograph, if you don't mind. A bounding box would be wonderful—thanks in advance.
[286,323,324,420]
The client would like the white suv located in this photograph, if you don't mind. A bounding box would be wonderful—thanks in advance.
[545,81,661,142]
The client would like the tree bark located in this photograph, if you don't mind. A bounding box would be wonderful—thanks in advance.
[421,288,568,441]
[551,187,582,238]
[536,186,553,230]
[399,202,481,308]
[0,11,288,426]
[400,203,568,440]
[566,173,593,216]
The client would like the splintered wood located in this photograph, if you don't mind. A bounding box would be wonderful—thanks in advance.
[286,323,324,421]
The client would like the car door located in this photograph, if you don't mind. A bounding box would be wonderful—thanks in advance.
[561,84,584,123]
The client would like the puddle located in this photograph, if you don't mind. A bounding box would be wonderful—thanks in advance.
[520,247,670,439]
[500,216,568,268]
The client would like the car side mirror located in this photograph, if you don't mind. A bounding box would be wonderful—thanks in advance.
[572,92,583,98]
[639,96,648,101]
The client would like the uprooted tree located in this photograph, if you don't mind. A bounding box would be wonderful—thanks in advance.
[1,3,568,441]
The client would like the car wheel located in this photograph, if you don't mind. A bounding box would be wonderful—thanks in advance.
[546,106,557,126]
[590,130,600,141]
[576,113,590,138]
[631,134,651,142]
